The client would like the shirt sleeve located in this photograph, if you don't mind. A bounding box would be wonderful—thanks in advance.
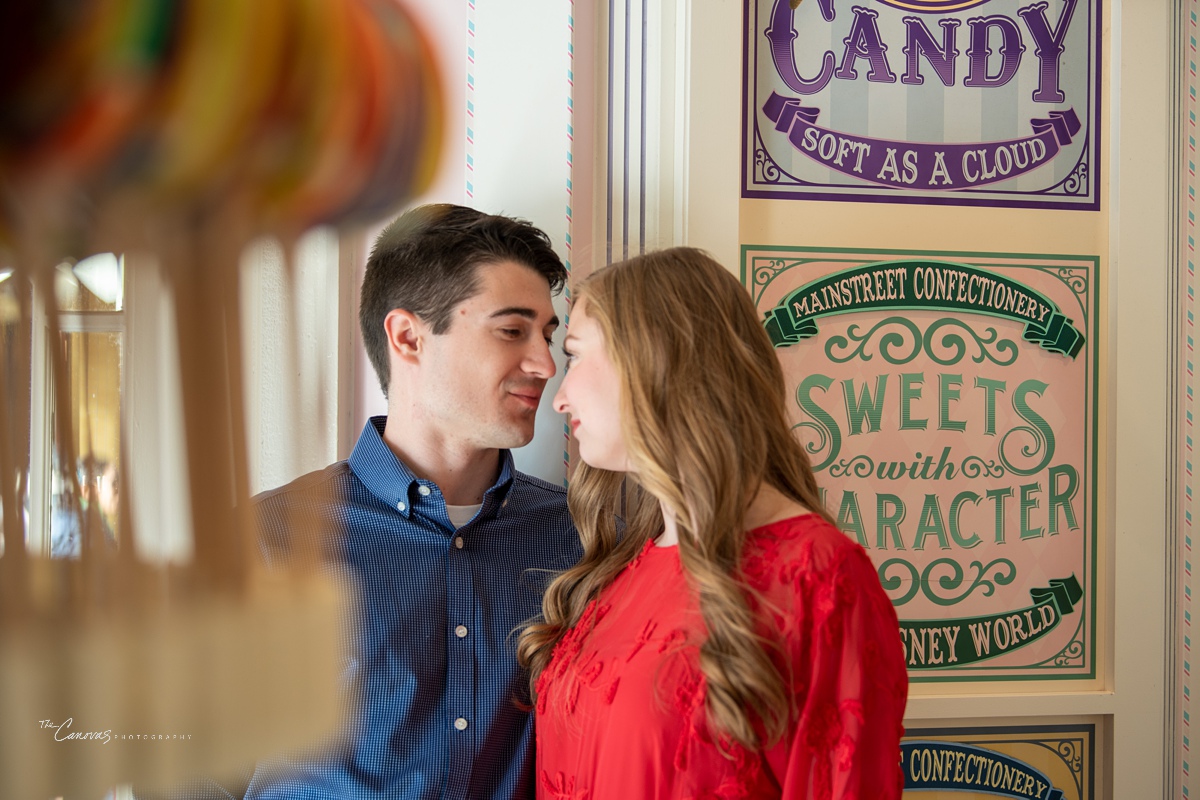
[766,543,908,800]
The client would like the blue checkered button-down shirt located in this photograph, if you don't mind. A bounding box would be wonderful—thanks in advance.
[244,417,578,800]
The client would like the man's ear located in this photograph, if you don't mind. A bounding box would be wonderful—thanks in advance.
[384,309,426,365]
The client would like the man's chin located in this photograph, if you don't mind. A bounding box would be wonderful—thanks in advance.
[490,423,536,450]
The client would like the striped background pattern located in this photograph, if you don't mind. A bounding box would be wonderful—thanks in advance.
[565,0,576,480]
[1182,2,1196,796]
[466,0,477,201]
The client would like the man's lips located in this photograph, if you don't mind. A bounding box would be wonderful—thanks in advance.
[510,390,543,410]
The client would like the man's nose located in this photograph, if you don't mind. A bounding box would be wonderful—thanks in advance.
[525,337,556,378]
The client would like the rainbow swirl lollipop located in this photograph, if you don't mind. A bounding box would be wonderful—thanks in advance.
[0,0,443,237]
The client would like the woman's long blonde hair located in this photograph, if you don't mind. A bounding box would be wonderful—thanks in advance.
[518,247,836,750]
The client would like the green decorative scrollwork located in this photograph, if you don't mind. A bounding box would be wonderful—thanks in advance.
[921,557,1018,606]
[791,421,833,472]
[828,455,874,479]
[998,423,1053,477]
[960,456,1006,479]
[877,559,921,606]
[825,317,1020,366]
[1054,267,1088,297]
[1029,613,1087,670]
[1049,615,1087,668]
[1052,641,1085,666]
[1053,266,1090,321]
[750,258,806,305]
[923,319,1019,366]
[753,262,783,286]
[882,558,1018,607]
[826,317,923,364]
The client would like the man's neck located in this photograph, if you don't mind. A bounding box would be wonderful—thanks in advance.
[381,416,503,506]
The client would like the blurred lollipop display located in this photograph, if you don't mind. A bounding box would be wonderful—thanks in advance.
[0,1,442,797]
[0,0,441,230]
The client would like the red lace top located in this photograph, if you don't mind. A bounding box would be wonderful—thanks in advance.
[534,514,907,800]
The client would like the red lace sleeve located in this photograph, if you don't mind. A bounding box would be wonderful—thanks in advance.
[761,532,908,800]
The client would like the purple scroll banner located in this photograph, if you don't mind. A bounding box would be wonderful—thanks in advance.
[762,92,1081,191]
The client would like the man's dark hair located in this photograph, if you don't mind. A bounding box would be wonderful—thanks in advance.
[359,204,568,397]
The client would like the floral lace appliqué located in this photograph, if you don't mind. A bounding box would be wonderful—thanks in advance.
[657,628,688,654]
[625,619,658,661]
[540,770,590,800]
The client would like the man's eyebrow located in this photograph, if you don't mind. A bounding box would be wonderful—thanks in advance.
[489,307,560,328]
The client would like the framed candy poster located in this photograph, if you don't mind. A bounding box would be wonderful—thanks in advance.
[742,0,1101,210]
[744,246,1098,682]
[901,723,1096,799]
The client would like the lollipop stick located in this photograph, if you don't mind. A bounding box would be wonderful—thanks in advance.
[0,263,30,619]
[216,205,257,586]
[161,209,246,595]
[284,232,329,571]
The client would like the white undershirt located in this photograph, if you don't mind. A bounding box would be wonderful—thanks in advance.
[446,503,482,529]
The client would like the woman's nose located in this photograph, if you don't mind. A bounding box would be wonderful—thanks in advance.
[552,380,569,414]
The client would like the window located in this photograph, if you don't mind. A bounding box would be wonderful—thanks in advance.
[24,254,126,558]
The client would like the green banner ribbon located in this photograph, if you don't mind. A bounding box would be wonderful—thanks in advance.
[899,575,1083,669]
[763,260,1085,358]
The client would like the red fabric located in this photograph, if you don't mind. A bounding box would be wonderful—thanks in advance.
[535,514,908,800]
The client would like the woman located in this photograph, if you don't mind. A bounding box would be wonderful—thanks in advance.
[518,248,907,799]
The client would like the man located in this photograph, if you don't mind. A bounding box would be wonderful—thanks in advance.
[243,204,578,799]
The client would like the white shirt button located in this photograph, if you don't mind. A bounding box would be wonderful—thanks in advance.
[454,717,468,731]
[454,537,464,549]
[397,501,406,512]
[417,485,431,497]
[455,625,468,638]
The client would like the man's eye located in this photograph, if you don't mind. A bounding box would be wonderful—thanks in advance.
[500,328,521,338]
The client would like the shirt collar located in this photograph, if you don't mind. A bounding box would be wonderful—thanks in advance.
[348,416,516,520]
